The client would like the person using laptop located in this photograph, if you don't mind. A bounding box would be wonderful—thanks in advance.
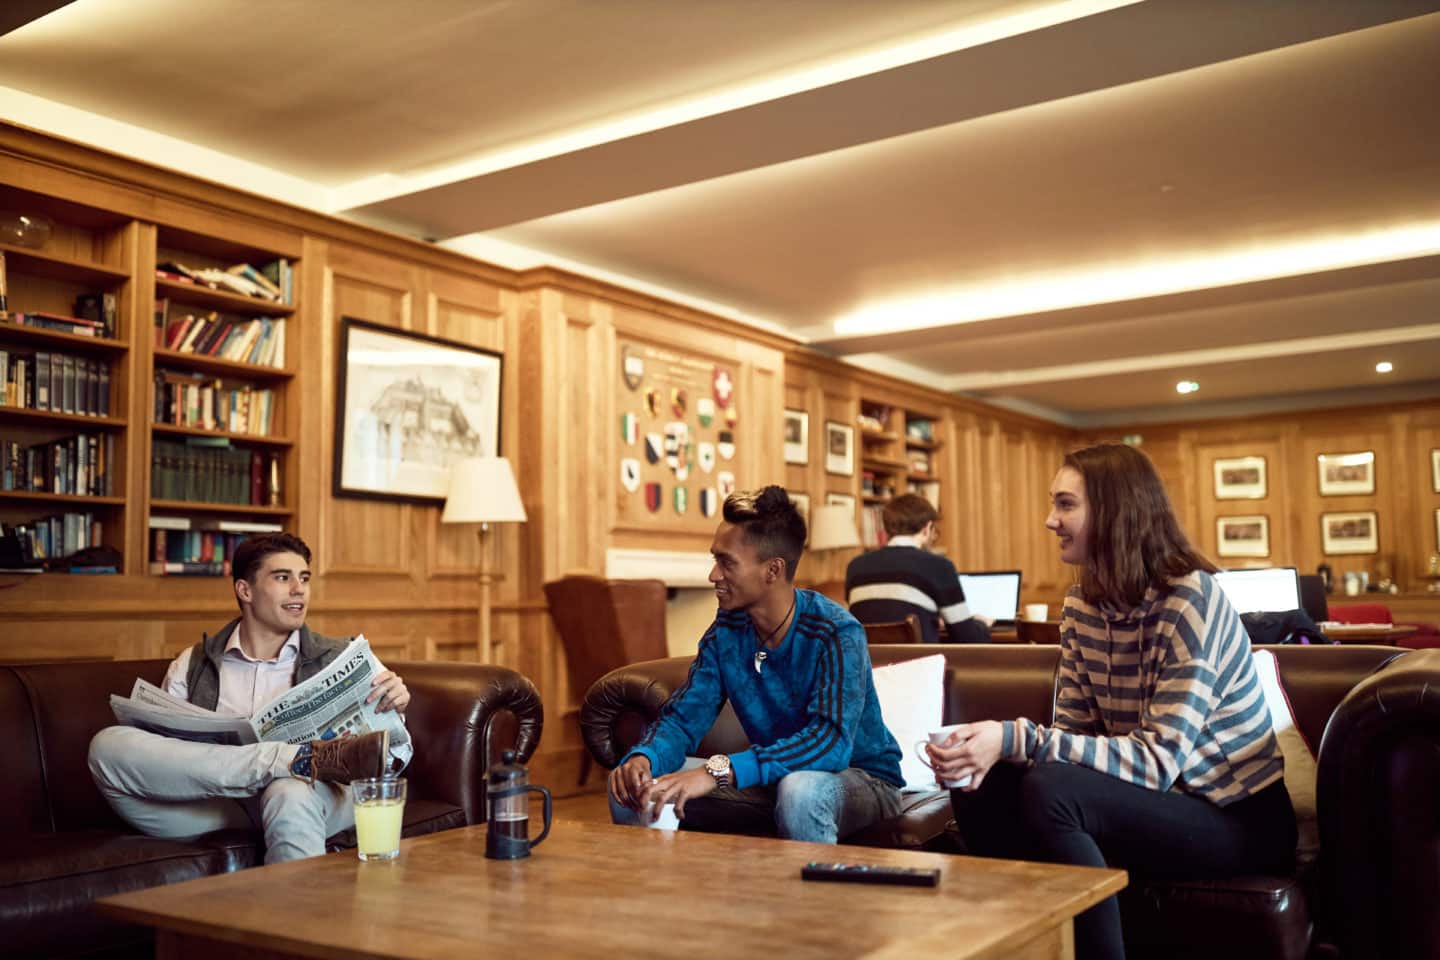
[925,444,1295,960]
[845,493,991,643]
[608,486,904,842]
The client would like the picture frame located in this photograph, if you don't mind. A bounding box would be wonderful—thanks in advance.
[1215,515,1269,558]
[825,492,856,512]
[1212,456,1267,500]
[824,421,854,476]
[1317,450,1375,496]
[1320,511,1378,555]
[334,317,502,503]
[1435,507,1440,553]
[790,492,811,543]
[1432,448,1440,494]
[784,409,809,465]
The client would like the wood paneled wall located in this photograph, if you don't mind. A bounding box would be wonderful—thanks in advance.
[1087,401,1440,591]
[783,352,1076,609]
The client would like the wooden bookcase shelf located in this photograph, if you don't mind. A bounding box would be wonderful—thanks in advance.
[153,348,293,381]
[151,423,292,447]
[1,242,130,285]
[0,322,128,353]
[856,399,943,547]
[0,407,125,429]
[149,499,291,516]
[155,278,294,318]
[0,490,124,507]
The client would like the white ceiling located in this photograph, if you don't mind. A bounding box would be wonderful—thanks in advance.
[2,0,1437,425]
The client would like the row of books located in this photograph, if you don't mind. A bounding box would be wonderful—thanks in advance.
[148,528,270,576]
[156,259,292,304]
[3,310,112,339]
[0,348,112,416]
[154,305,286,368]
[2,513,103,564]
[861,504,885,550]
[150,438,280,506]
[2,433,116,496]
[154,370,276,435]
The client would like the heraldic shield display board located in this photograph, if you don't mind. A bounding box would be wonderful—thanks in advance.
[617,339,742,532]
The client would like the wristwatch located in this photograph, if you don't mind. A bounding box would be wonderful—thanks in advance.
[704,753,732,788]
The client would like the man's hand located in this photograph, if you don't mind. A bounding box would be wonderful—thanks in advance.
[926,720,1003,791]
[609,755,652,811]
[366,670,410,714]
[644,765,720,820]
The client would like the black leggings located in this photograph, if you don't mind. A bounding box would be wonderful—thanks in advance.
[951,762,1297,960]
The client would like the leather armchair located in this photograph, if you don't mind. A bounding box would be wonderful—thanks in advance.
[582,642,1434,960]
[2,657,543,960]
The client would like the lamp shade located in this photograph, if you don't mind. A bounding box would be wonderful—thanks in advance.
[809,504,860,551]
[441,458,528,524]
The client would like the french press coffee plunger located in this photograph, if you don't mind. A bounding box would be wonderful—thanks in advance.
[485,749,553,859]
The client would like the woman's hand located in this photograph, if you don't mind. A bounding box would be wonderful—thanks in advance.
[927,720,1004,791]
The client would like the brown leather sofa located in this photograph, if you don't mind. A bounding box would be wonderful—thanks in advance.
[582,643,1440,960]
[4,658,543,960]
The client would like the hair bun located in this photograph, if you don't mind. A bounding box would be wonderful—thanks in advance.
[755,485,790,511]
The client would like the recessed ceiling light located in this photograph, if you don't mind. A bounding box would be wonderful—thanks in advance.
[1375,361,1394,373]
[1176,380,1199,395]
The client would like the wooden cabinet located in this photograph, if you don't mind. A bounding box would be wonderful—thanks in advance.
[0,185,134,571]
[858,399,943,546]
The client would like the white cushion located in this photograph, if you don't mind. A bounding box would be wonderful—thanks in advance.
[871,654,946,791]
[1252,649,1319,865]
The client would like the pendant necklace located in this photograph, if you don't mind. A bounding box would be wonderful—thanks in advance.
[754,591,798,675]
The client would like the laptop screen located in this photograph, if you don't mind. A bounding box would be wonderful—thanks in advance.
[1213,567,1300,614]
[957,570,1022,623]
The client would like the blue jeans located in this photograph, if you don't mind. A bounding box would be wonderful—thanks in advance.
[610,757,902,844]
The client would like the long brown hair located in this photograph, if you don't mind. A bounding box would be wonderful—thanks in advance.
[1065,443,1216,609]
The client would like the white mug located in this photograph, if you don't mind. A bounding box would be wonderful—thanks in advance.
[1023,603,1049,622]
[913,724,973,789]
[644,801,680,830]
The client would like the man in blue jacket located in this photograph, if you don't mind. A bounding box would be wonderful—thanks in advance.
[608,486,903,842]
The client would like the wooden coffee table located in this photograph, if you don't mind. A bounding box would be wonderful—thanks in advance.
[98,820,1125,959]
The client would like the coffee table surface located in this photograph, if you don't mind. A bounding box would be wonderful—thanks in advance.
[98,820,1125,960]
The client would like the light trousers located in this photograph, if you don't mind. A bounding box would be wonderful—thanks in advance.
[88,725,354,863]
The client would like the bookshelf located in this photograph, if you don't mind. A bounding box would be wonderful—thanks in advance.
[857,399,943,547]
[0,185,133,571]
[145,224,297,575]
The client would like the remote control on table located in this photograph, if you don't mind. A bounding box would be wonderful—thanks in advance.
[801,862,940,887]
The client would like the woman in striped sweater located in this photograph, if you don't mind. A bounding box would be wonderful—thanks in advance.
[927,443,1296,960]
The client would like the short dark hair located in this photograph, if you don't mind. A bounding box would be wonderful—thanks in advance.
[232,532,311,586]
[882,494,937,536]
[721,485,807,582]
[1064,444,1215,608]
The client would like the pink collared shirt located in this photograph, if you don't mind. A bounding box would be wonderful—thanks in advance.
[162,626,304,717]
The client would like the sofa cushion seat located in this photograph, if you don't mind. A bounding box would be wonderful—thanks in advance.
[2,830,259,958]
[846,789,953,850]
[1119,873,1310,960]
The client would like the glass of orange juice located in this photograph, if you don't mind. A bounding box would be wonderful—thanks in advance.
[352,777,406,861]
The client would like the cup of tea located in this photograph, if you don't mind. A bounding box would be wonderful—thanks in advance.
[352,777,406,861]
[913,725,972,789]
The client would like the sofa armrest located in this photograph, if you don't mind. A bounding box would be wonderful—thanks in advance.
[1316,647,1440,960]
[579,659,690,768]
[392,661,544,825]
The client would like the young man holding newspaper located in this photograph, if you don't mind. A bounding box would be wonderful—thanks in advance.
[88,533,411,863]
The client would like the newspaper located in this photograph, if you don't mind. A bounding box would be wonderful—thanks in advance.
[110,634,411,757]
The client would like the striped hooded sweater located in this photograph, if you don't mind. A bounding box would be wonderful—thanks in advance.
[1002,570,1284,806]
[624,589,904,790]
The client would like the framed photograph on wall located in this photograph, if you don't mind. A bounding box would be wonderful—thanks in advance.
[1317,450,1375,496]
[784,409,809,464]
[334,317,502,503]
[824,421,854,476]
[1216,515,1270,558]
[790,492,811,542]
[825,492,856,512]
[1432,448,1440,493]
[1320,511,1379,555]
[1213,456,1267,500]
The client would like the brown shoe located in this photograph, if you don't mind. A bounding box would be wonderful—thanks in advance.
[305,730,390,784]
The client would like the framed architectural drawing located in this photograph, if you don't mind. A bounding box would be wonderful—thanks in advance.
[1320,511,1378,555]
[1215,515,1269,558]
[334,317,502,503]
[1317,451,1375,496]
[1212,456,1267,500]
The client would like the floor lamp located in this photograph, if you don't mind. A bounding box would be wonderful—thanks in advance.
[442,457,528,662]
